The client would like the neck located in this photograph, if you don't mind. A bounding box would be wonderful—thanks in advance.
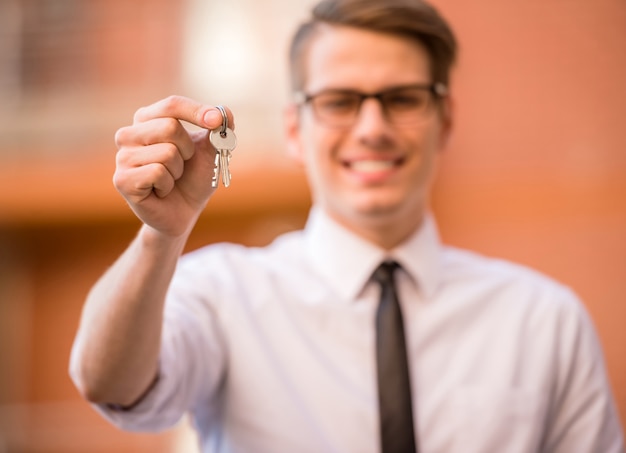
[329,209,425,250]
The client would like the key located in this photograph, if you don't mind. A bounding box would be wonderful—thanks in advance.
[210,127,236,187]
[220,148,232,187]
[211,150,221,188]
[209,105,237,188]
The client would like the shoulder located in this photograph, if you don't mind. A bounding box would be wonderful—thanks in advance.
[167,229,320,317]
[174,229,308,285]
[442,245,573,294]
[436,246,603,365]
[439,245,583,316]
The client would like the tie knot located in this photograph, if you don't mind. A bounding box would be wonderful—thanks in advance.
[373,261,399,286]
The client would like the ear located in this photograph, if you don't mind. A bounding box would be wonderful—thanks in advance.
[438,95,454,150]
[284,103,305,165]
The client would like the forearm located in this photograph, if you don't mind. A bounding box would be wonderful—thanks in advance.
[70,96,227,406]
[70,224,188,406]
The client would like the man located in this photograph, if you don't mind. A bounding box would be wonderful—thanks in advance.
[70,0,624,451]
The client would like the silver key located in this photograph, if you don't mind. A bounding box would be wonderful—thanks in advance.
[210,127,236,187]
[209,105,237,188]
[211,150,221,188]
[220,148,232,187]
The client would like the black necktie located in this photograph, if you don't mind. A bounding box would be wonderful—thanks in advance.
[374,261,417,453]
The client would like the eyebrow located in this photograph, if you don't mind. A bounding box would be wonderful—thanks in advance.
[307,83,434,94]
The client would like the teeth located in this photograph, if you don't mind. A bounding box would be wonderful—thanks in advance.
[349,160,395,172]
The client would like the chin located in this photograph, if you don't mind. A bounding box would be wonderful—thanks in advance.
[352,199,407,223]
[358,189,426,222]
[353,187,403,212]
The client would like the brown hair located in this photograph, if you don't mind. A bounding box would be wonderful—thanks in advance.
[289,0,458,92]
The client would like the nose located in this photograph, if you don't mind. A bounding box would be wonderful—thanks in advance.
[351,97,390,140]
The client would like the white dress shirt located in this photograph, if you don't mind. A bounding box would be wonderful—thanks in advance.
[94,208,624,453]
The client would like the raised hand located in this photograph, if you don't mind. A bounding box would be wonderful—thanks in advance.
[113,96,234,238]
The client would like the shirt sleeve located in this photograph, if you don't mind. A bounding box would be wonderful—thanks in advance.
[542,287,624,453]
[93,258,228,433]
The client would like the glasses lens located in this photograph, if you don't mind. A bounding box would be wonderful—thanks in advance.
[311,91,361,125]
[381,87,433,124]
[305,85,438,127]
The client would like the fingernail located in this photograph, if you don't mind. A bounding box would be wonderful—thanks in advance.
[203,109,221,127]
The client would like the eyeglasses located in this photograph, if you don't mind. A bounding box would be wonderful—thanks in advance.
[294,83,447,127]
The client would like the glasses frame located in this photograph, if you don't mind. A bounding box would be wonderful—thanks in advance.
[294,82,448,127]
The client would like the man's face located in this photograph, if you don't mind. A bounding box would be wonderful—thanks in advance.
[286,25,452,246]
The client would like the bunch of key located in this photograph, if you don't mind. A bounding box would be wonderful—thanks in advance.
[209,105,237,188]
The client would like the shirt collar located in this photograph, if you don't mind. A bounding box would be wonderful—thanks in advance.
[393,212,442,300]
[304,207,443,301]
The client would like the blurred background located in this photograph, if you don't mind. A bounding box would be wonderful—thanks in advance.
[0,0,624,451]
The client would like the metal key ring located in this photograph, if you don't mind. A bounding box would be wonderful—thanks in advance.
[216,105,228,137]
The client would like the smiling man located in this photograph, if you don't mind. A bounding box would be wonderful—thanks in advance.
[69,0,624,452]
[285,23,451,249]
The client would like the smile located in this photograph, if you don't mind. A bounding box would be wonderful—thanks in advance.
[344,158,404,173]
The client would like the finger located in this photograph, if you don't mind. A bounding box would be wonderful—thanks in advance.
[132,95,235,132]
[202,105,236,132]
[116,143,185,181]
[116,118,195,161]
[113,163,175,202]
[150,164,177,198]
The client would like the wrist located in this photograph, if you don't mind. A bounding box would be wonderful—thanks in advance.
[138,224,190,254]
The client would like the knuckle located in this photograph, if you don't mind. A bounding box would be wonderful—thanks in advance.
[159,117,181,138]
[162,95,183,111]
[133,105,148,124]
[162,144,184,178]
[114,126,132,147]
[162,142,179,161]
[154,163,169,180]
[114,148,129,167]
[112,169,128,192]
[149,164,173,190]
